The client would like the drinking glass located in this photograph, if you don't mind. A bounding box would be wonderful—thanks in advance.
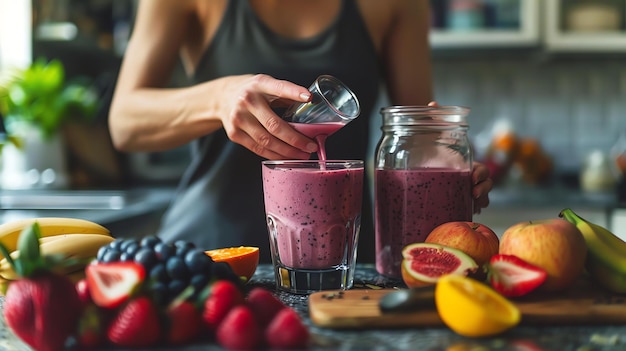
[262,160,364,294]
[283,75,360,124]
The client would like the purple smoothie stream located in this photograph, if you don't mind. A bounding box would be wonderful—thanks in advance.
[262,162,363,269]
[289,122,344,160]
[374,167,473,277]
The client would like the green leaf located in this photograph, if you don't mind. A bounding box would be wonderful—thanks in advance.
[16,223,43,277]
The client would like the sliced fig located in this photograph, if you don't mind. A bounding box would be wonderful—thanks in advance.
[401,243,478,288]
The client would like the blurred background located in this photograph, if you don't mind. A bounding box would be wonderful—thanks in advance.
[0,0,625,237]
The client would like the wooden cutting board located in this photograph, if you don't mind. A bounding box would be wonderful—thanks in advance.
[308,279,626,329]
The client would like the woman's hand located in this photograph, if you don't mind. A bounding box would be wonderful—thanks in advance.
[219,74,318,160]
[472,161,493,214]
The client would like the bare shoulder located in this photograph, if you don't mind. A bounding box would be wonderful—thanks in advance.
[356,0,428,51]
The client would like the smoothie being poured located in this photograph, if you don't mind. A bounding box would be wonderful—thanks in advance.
[289,122,344,160]
[283,75,360,161]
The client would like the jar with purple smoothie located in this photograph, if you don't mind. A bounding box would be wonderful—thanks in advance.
[374,106,473,278]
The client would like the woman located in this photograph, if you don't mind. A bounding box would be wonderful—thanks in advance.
[108,0,493,263]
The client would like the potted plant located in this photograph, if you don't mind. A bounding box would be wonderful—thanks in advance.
[0,58,97,189]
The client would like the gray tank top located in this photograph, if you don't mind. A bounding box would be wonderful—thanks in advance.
[158,0,381,263]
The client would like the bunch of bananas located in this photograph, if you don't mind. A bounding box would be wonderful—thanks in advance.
[0,218,114,286]
[560,209,626,293]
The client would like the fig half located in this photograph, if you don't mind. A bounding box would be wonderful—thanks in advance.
[401,243,478,288]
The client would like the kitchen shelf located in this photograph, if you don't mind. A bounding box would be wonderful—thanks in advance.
[544,0,626,53]
[430,0,540,49]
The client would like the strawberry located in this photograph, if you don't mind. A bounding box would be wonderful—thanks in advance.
[202,280,245,332]
[85,261,145,309]
[486,254,548,297]
[0,223,83,351]
[265,307,310,349]
[75,278,92,308]
[107,296,161,348]
[216,305,262,350]
[166,300,202,345]
[246,287,286,327]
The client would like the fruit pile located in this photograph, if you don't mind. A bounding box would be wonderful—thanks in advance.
[94,236,241,306]
[78,264,310,349]
[0,221,310,351]
[400,207,626,337]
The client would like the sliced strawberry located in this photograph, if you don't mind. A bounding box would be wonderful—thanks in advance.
[85,262,145,309]
[487,254,548,297]
[265,307,310,349]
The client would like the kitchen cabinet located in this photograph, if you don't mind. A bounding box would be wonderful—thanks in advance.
[430,0,626,53]
[430,0,541,49]
[544,0,626,52]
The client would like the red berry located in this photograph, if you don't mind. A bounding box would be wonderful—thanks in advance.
[216,305,261,350]
[202,280,245,331]
[86,262,145,309]
[246,287,285,327]
[265,308,310,349]
[107,296,161,348]
[167,300,202,345]
[487,254,548,297]
[75,278,92,307]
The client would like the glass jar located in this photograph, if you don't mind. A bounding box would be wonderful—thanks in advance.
[374,106,473,278]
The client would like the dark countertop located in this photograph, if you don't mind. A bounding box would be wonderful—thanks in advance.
[1,264,626,351]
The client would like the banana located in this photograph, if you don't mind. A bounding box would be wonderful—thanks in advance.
[560,208,626,293]
[0,233,114,281]
[0,217,111,258]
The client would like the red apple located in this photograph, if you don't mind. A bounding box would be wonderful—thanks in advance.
[499,218,587,292]
[425,221,499,267]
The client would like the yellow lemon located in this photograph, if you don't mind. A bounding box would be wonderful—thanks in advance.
[435,274,521,337]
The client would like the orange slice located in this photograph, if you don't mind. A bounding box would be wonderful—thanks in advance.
[435,274,520,337]
[205,246,260,282]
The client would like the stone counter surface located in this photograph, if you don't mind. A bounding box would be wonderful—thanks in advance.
[1,264,626,351]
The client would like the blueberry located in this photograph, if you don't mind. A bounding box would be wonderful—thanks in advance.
[184,249,211,274]
[154,242,176,262]
[151,281,169,306]
[190,274,209,291]
[124,242,140,257]
[120,252,133,262]
[166,256,189,281]
[120,238,139,252]
[149,263,169,283]
[109,238,124,251]
[134,248,158,270]
[168,279,186,298]
[102,249,121,263]
[96,245,108,262]
[174,240,195,257]
[211,261,239,283]
[140,236,161,249]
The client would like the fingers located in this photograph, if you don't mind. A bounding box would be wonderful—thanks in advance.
[427,101,440,107]
[472,162,493,214]
[224,75,317,159]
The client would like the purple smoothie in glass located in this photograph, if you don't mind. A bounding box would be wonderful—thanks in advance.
[263,162,363,269]
[374,168,473,277]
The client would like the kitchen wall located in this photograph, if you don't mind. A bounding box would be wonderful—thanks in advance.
[431,56,626,174]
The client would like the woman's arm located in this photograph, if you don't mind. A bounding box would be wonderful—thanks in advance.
[381,0,433,105]
[108,0,316,159]
[385,2,492,211]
